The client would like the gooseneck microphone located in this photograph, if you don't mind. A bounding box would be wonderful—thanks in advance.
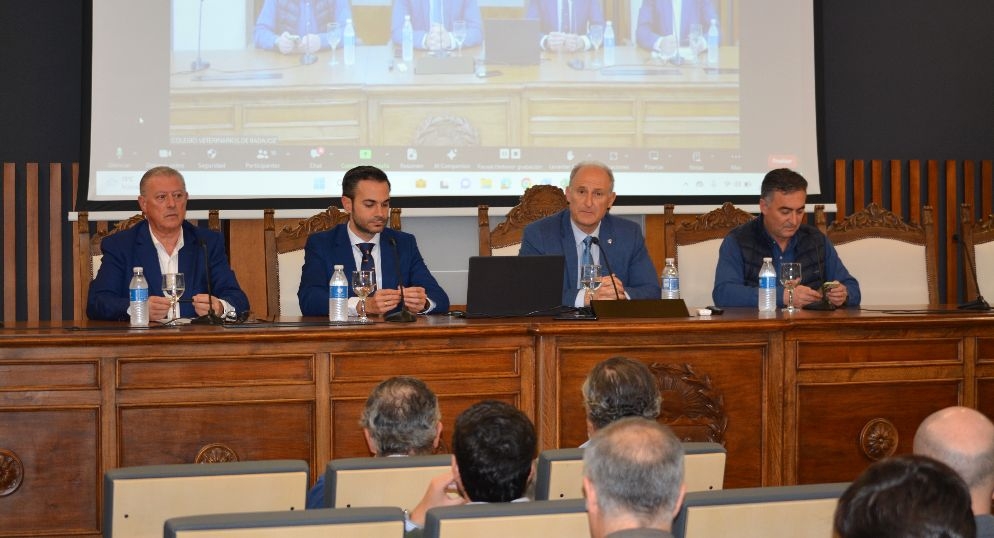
[385,237,417,323]
[191,239,224,325]
[191,0,211,72]
[589,236,622,300]
[958,236,991,311]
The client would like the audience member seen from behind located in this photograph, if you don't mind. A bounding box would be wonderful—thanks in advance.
[390,0,483,52]
[404,400,537,536]
[636,0,716,58]
[914,406,994,538]
[86,166,249,322]
[306,376,443,508]
[582,356,662,446]
[712,168,861,308]
[525,0,604,52]
[834,454,975,538]
[254,0,353,56]
[297,165,449,317]
[520,161,661,307]
[583,417,685,538]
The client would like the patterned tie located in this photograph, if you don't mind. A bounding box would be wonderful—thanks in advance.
[358,243,375,272]
[581,236,594,267]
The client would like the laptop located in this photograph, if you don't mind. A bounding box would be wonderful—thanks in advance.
[484,19,541,65]
[466,255,565,317]
[591,299,691,318]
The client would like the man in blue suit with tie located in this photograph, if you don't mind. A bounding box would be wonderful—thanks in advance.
[525,0,604,52]
[391,0,483,51]
[636,0,716,55]
[87,166,249,322]
[298,165,449,317]
[519,161,661,307]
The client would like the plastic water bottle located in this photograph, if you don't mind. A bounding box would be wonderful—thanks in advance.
[343,19,356,66]
[758,257,776,312]
[603,21,616,66]
[329,264,349,322]
[129,266,149,327]
[707,18,720,66]
[661,258,680,300]
[402,15,414,63]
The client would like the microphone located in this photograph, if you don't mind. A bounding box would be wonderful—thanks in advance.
[958,234,991,311]
[191,0,211,72]
[589,236,622,300]
[191,238,224,325]
[384,237,417,322]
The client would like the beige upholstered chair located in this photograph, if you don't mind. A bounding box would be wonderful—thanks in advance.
[478,185,567,256]
[961,204,994,304]
[663,202,754,308]
[826,203,939,305]
[263,206,401,318]
[320,454,451,509]
[164,506,404,538]
[424,499,588,538]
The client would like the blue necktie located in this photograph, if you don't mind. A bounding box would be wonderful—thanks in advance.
[358,243,375,271]
[581,236,594,266]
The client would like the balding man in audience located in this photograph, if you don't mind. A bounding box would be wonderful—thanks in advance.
[582,356,662,446]
[583,417,686,538]
[914,406,994,538]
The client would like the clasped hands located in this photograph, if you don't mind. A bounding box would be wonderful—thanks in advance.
[425,23,453,51]
[546,32,585,53]
[361,286,429,315]
[276,31,321,55]
[785,282,849,308]
[584,274,627,305]
[149,294,222,320]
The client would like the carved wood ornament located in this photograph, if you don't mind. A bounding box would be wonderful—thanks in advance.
[859,418,899,461]
[195,443,239,464]
[0,448,24,497]
[649,363,728,444]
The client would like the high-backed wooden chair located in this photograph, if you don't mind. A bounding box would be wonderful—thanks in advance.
[164,506,404,538]
[663,202,754,308]
[424,499,588,538]
[77,210,220,317]
[263,206,401,318]
[826,203,939,305]
[478,185,567,256]
[961,204,994,304]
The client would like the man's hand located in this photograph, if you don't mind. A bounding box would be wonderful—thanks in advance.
[300,33,321,54]
[363,289,403,315]
[592,274,626,301]
[824,282,849,307]
[148,296,172,321]
[191,293,222,316]
[563,33,584,52]
[408,471,467,527]
[545,31,567,51]
[655,34,678,59]
[785,285,822,308]
[276,31,298,54]
[426,23,452,50]
[401,286,429,313]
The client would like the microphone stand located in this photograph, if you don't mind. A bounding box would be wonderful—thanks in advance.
[385,237,417,322]
[191,0,211,72]
[191,239,225,324]
[958,234,991,311]
[590,236,622,300]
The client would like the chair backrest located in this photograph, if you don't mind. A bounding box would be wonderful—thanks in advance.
[663,203,754,308]
[826,203,939,305]
[324,454,452,509]
[479,185,567,256]
[961,203,994,302]
[102,459,308,538]
[263,206,402,318]
[672,482,849,538]
[164,506,404,538]
[423,499,588,538]
[533,442,726,501]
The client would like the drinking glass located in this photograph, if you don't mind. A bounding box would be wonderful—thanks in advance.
[588,24,604,68]
[686,23,703,63]
[780,263,802,313]
[326,22,342,66]
[161,273,185,319]
[452,20,468,55]
[580,264,603,302]
[352,270,376,322]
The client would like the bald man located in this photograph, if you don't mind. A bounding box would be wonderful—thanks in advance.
[913,406,994,538]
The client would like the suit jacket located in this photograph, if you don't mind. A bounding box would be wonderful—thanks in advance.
[519,210,661,304]
[525,0,604,36]
[636,0,717,50]
[391,0,483,49]
[86,220,249,321]
[298,224,450,316]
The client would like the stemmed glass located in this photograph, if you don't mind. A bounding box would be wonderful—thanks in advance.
[780,263,802,313]
[326,22,342,66]
[161,273,185,320]
[352,270,376,322]
[588,24,604,68]
[580,264,603,304]
[452,20,467,56]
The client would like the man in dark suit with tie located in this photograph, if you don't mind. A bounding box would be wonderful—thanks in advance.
[298,165,449,317]
[391,0,483,51]
[525,0,604,52]
[519,161,661,307]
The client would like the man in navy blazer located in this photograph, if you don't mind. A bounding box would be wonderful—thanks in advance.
[87,166,249,322]
[519,162,661,307]
[636,0,716,53]
[298,165,449,317]
[391,0,482,51]
[525,0,604,52]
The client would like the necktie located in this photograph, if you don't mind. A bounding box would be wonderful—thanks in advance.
[560,0,568,33]
[358,243,375,271]
[581,236,594,267]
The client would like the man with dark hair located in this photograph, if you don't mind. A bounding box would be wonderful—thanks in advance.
[582,356,661,445]
[306,376,443,509]
[298,165,449,316]
[405,400,537,535]
[834,454,975,538]
[87,166,249,321]
[583,417,685,538]
[914,406,994,537]
[712,167,860,308]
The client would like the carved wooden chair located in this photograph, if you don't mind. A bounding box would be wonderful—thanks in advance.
[663,202,754,308]
[478,185,567,256]
[960,204,994,303]
[826,203,939,305]
[77,210,220,318]
[263,206,401,318]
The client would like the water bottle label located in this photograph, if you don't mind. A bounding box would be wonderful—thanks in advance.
[129,288,149,301]
[662,277,679,291]
[760,276,776,289]
[330,285,348,299]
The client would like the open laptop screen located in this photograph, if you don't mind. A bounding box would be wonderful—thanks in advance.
[466,255,565,317]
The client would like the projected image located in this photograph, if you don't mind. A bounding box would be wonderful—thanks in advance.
[90,0,817,205]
